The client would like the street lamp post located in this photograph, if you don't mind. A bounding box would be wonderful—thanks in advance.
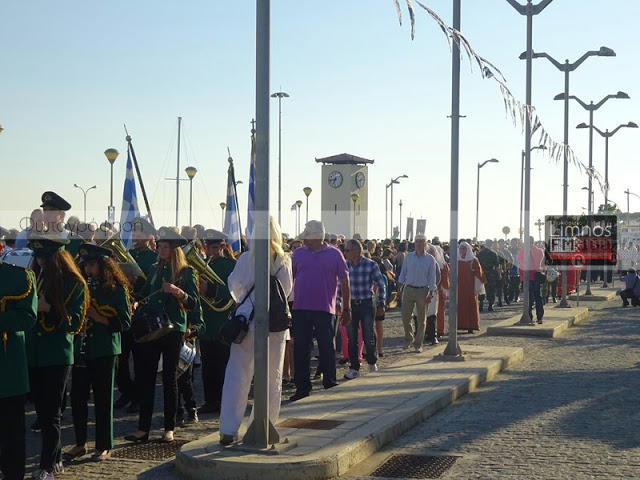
[519,146,546,239]
[388,175,408,238]
[351,193,359,238]
[530,45,616,307]
[185,166,197,226]
[566,92,629,294]
[295,200,302,237]
[624,189,640,232]
[508,0,554,325]
[303,187,312,224]
[104,148,119,224]
[579,121,638,287]
[219,202,226,229]
[271,91,289,225]
[399,200,403,241]
[73,184,97,222]
[581,184,595,295]
[476,158,499,240]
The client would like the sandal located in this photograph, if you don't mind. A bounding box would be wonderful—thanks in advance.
[63,445,87,461]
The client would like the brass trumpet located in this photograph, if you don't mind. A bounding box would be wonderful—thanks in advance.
[183,242,234,313]
[102,232,145,280]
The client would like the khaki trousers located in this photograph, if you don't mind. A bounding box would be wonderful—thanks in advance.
[401,286,428,348]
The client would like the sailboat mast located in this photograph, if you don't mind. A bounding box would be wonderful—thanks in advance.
[175,116,182,227]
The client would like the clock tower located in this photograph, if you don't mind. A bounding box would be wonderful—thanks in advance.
[316,153,373,239]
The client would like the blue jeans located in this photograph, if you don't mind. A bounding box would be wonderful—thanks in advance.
[347,301,377,370]
[292,310,337,394]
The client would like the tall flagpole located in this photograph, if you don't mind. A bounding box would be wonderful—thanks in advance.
[124,125,154,226]
[244,0,275,448]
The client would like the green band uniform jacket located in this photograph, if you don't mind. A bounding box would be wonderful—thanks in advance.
[0,262,38,398]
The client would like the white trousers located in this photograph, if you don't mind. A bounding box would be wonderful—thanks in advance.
[219,328,287,437]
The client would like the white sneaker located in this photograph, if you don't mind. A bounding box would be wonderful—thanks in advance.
[344,369,360,379]
[415,346,423,353]
[369,364,379,373]
[53,462,64,474]
[32,470,54,480]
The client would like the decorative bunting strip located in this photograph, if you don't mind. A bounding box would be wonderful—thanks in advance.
[393,0,606,195]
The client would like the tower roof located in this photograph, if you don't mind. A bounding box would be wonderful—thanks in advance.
[315,153,374,165]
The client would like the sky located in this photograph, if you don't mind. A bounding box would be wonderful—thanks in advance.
[1,1,638,241]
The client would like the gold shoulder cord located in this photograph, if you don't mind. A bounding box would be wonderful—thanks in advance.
[68,282,87,336]
[0,270,34,354]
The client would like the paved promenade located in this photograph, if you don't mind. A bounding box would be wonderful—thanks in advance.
[24,288,633,479]
[346,296,640,479]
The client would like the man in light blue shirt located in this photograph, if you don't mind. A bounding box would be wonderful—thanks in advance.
[397,235,439,352]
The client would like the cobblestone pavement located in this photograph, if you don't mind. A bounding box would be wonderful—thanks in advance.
[22,295,574,479]
[345,297,640,480]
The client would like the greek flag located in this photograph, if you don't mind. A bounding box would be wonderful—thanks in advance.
[224,160,242,254]
[246,135,256,248]
[119,147,140,249]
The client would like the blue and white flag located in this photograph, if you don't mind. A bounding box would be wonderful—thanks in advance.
[224,160,242,254]
[119,147,140,249]
[246,135,256,249]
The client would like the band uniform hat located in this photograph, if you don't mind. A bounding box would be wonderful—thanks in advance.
[156,227,188,247]
[131,217,157,237]
[27,231,70,256]
[40,191,72,211]
[78,243,113,264]
[203,229,228,245]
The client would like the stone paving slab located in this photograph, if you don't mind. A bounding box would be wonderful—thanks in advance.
[569,286,618,302]
[175,345,523,480]
[485,306,589,337]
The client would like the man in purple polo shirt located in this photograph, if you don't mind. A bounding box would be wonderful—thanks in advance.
[290,220,350,402]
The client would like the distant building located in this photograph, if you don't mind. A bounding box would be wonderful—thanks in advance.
[317,153,372,239]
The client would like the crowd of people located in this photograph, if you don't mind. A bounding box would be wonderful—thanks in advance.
[1,190,636,479]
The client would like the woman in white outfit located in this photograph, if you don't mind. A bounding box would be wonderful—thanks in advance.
[219,216,292,445]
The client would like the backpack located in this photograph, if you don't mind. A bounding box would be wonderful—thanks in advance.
[269,265,291,332]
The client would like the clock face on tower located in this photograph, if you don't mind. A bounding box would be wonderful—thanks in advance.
[355,172,365,188]
[328,171,343,188]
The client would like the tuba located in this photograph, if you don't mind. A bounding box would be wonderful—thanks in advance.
[183,242,234,313]
[102,232,145,280]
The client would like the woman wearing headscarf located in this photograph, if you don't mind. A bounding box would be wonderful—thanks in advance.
[218,216,292,446]
[125,228,202,444]
[457,241,486,333]
[27,233,89,480]
[427,243,448,341]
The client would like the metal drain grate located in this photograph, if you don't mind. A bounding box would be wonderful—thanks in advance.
[277,418,344,430]
[371,454,459,479]
[111,440,190,461]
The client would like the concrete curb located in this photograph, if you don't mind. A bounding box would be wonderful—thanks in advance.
[176,345,523,480]
[569,287,618,302]
[486,307,589,338]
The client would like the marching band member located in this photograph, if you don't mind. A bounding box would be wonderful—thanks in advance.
[125,228,202,444]
[197,229,236,415]
[0,258,37,480]
[27,233,89,480]
[65,244,132,462]
[113,217,157,413]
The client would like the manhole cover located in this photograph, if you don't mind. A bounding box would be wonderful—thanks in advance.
[111,440,190,461]
[277,418,344,430]
[371,454,459,479]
